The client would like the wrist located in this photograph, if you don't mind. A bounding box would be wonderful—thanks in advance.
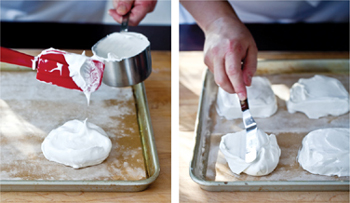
[203,16,243,36]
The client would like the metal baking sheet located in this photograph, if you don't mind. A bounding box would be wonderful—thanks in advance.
[190,59,350,191]
[0,68,159,192]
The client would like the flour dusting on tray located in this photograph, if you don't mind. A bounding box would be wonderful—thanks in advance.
[0,71,146,181]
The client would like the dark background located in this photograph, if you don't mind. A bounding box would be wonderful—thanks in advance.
[1,22,349,51]
[180,23,349,51]
[0,22,171,50]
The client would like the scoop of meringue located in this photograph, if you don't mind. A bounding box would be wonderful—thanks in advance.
[42,119,112,169]
[220,129,281,176]
[298,128,349,177]
[92,32,150,62]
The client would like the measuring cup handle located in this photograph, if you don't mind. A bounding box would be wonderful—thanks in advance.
[120,12,130,32]
[0,47,34,68]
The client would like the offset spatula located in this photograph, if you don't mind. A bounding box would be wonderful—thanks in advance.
[240,99,258,163]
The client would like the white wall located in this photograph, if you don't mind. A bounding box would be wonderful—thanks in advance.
[103,0,171,25]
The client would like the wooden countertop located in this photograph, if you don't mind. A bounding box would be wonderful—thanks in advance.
[179,51,349,202]
[1,50,171,202]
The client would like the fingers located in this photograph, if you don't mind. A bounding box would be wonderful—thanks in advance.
[128,4,149,26]
[242,45,257,87]
[213,57,235,93]
[109,0,134,24]
[109,0,156,26]
[113,0,134,15]
[225,51,247,100]
[210,49,247,100]
[108,9,123,24]
[129,1,157,25]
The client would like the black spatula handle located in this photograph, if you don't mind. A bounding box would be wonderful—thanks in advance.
[240,99,249,111]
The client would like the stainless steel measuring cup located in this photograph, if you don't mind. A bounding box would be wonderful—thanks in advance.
[93,44,152,87]
[92,14,152,87]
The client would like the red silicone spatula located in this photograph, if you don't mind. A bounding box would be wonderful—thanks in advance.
[0,47,105,91]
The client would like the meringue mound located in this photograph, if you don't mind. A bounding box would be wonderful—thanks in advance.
[220,129,281,176]
[287,75,349,119]
[216,76,277,120]
[42,119,112,169]
[298,128,349,177]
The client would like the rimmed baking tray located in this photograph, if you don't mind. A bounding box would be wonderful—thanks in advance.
[0,67,159,192]
[190,59,349,192]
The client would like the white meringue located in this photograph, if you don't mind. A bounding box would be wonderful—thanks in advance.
[220,129,281,176]
[287,75,349,119]
[298,128,349,177]
[42,119,112,169]
[216,76,277,120]
[92,32,150,62]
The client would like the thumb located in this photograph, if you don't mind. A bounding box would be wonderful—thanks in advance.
[242,46,257,87]
[113,0,134,15]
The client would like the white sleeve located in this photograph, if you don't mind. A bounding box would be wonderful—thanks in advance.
[229,1,348,23]
[1,1,106,23]
[179,4,196,24]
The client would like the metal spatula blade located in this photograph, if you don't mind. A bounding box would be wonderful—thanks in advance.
[240,99,257,163]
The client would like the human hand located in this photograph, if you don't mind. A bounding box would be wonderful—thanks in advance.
[109,0,157,26]
[203,17,257,100]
